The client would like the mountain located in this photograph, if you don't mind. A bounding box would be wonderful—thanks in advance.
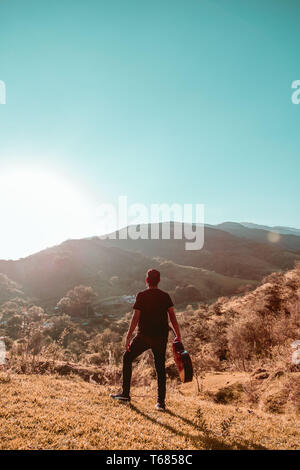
[215,222,300,251]
[0,238,154,307]
[0,222,299,309]
[241,222,300,237]
[0,273,24,303]
[102,222,300,280]
[0,234,256,308]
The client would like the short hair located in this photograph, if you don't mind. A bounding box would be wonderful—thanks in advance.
[146,269,160,287]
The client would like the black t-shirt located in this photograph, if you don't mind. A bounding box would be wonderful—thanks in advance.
[133,288,174,338]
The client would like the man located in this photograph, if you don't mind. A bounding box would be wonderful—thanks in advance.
[110,269,181,411]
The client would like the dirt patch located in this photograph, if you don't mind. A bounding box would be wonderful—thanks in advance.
[211,382,244,404]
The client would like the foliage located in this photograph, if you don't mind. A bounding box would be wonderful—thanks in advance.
[57,285,97,317]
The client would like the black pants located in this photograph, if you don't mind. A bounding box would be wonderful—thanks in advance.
[122,334,168,403]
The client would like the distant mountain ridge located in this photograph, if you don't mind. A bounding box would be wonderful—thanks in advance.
[215,222,300,251]
[0,221,299,308]
[103,222,300,275]
[240,222,300,236]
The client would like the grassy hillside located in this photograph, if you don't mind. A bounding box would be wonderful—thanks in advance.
[0,222,299,313]
[158,260,257,299]
[178,264,300,376]
[1,222,299,310]
[0,373,299,450]
[104,223,300,280]
[0,263,299,451]
[213,262,300,317]
[0,274,24,303]
[0,229,264,308]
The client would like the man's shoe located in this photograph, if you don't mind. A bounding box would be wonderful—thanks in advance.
[110,393,130,402]
[155,402,165,411]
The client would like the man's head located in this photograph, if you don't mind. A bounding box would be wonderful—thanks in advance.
[146,269,160,287]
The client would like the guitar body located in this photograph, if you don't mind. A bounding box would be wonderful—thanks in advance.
[172,339,193,383]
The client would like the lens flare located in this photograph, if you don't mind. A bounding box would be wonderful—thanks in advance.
[267,231,281,243]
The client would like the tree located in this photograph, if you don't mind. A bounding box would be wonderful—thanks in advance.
[26,306,45,323]
[57,285,97,317]
[174,285,201,304]
[0,274,24,303]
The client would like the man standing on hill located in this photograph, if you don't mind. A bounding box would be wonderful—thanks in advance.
[110,269,181,411]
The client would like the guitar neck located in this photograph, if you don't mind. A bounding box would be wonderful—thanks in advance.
[169,326,177,339]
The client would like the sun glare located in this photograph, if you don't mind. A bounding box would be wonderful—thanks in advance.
[0,169,96,260]
[267,231,281,244]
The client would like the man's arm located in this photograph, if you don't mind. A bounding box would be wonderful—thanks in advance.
[125,309,141,351]
[168,307,181,341]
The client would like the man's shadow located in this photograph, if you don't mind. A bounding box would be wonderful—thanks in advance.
[129,404,268,450]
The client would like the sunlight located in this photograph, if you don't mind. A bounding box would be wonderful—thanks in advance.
[0,168,96,260]
[267,231,281,244]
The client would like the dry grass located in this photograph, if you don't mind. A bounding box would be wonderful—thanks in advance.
[0,373,299,450]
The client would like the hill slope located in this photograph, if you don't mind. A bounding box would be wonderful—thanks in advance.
[241,222,300,237]
[0,373,299,450]
[216,222,300,251]
[0,222,299,308]
[103,223,300,280]
[0,232,259,307]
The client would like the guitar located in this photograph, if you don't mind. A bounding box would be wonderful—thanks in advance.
[169,327,193,383]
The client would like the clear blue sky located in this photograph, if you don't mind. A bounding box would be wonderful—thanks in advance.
[0,0,299,258]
